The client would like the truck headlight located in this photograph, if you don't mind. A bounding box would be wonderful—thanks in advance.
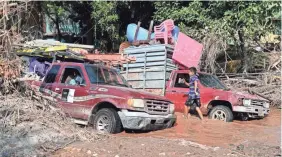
[127,99,145,108]
[264,102,270,108]
[243,99,251,106]
[169,103,175,113]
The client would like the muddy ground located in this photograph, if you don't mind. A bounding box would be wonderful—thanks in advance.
[52,108,281,157]
[0,95,280,157]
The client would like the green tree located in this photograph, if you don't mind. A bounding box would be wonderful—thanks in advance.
[91,1,119,50]
[154,1,281,73]
[42,1,66,41]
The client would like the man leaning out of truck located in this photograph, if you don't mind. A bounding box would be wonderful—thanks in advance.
[182,67,204,120]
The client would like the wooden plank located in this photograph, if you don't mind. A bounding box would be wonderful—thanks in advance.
[18,40,94,49]
[123,61,177,69]
[123,61,177,68]
[125,71,171,80]
[132,40,151,46]
[127,78,165,81]
[128,51,166,58]
[124,44,173,54]
[121,68,166,73]
[134,56,166,62]
[123,61,166,68]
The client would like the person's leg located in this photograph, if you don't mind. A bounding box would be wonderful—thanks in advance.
[195,107,204,120]
[184,99,191,118]
[195,99,204,120]
[183,105,188,118]
[184,105,191,118]
[187,106,191,118]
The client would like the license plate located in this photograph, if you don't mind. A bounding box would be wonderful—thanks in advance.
[156,119,164,124]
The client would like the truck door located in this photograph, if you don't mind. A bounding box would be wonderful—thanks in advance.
[55,66,90,119]
[165,71,190,112]
[39,65,61,98]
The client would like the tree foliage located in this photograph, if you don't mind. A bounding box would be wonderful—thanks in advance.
[40,1,280,72]
[91,1,119,50]
[42,1,66,41]
[154,1,281,72]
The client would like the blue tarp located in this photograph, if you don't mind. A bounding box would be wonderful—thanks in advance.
[29,57,51,78]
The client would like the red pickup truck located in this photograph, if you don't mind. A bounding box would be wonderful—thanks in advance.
[123,44,270,122]
[28,62,176,133]
[165,70,270,122]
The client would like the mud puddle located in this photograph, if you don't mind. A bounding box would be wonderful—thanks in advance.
[119,108,281,147]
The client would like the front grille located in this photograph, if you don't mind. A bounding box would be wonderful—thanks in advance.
[251,100,264,106]
[145,99,169,115]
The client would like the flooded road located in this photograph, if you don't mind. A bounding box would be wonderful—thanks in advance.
[119,108,281,147]
[52,108,281,157]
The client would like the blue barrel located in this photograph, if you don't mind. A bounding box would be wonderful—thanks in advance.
[126,24,155,43]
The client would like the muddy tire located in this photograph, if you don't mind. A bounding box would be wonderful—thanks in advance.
[93,108,122,134]
[208,105,233,122]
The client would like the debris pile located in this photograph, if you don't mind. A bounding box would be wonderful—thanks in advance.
[0,91,106,156]
[250,85,281,107]
[0,2,26,94]
[219,73,281,106]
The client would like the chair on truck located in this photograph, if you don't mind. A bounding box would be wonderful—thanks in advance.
[154,19,174,44]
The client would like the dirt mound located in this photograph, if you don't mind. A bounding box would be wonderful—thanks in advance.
[0,94,106,157]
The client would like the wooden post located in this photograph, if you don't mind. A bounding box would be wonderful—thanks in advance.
[134,21,141,42]
[147,20,154,40]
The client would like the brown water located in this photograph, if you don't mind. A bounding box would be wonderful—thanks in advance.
[119,108,281,147]
[52,108,281,157]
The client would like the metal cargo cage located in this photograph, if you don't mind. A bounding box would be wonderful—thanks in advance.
[121,44,178,95]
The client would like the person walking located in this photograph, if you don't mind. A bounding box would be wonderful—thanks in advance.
[183,67,204,120]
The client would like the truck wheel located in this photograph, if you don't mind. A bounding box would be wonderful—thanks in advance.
[208,105,233,122]
[93,108,122,134]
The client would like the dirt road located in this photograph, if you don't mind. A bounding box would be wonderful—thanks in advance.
[53,108,281,157]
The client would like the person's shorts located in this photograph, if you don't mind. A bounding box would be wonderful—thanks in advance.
[185,98,201,107]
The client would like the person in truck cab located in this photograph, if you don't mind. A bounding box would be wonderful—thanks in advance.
[65,71,82,85]
[182,67,204,120]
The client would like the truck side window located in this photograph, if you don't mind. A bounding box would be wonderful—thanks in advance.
[44,65,60,83]
[85,66,105,84]
[174,73,190,88]
[61,67,83,85]
[103,69,122,84]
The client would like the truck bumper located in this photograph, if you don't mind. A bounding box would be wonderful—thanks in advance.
[118,110,176,131]
[233,105,270,118]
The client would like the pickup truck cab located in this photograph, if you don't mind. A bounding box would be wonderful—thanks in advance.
[28,62,176,133]
[165,70,270,122]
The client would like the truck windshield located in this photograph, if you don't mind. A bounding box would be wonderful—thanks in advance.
[85,65,128,87]
[199,73,227,90]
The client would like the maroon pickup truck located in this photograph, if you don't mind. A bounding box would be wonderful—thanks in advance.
[122,44,270,122]
[28,62,176,133]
